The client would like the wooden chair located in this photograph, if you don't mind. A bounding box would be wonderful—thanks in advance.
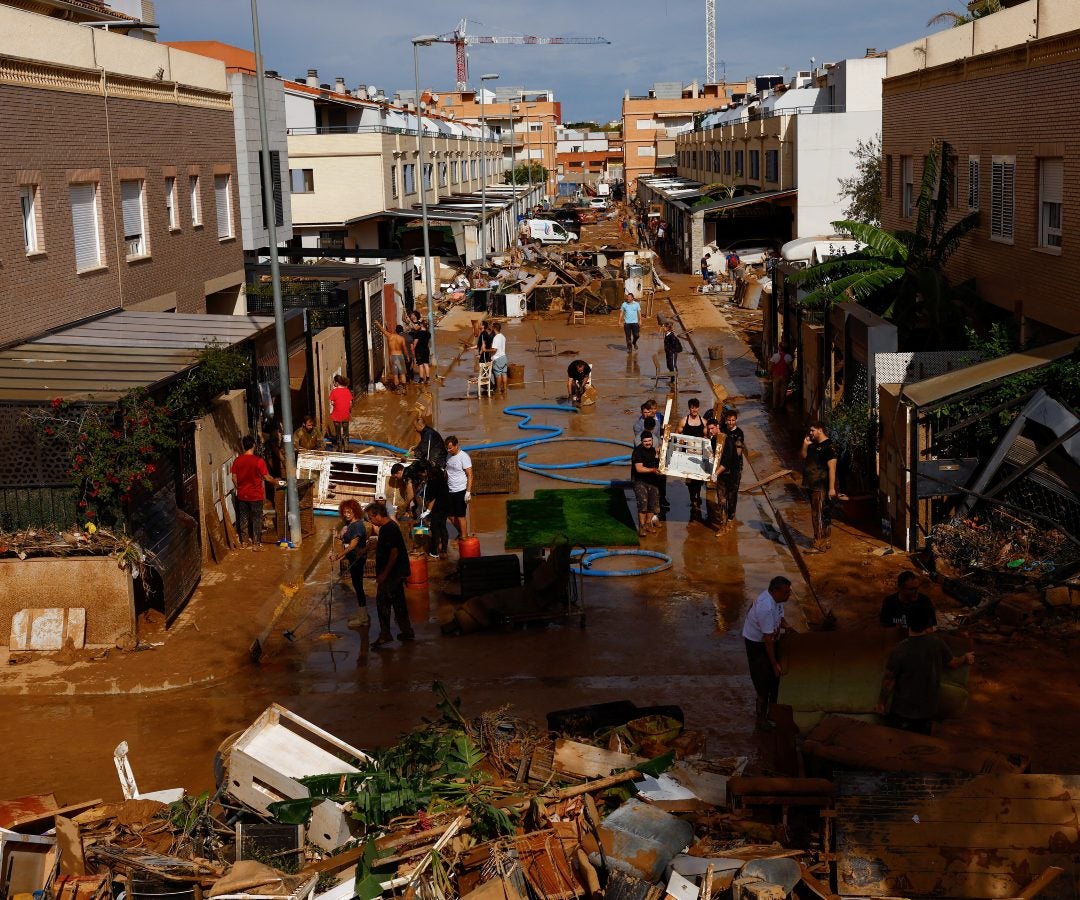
[533,324,557,357]
[568,293,586,326]
[651,352,677,391]
[466,361,494,398]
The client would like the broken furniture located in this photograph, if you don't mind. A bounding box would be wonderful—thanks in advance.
[533,325,557,357]
[592,799,694,881]
[658,399,721,483]
[222,704,372,852]
[295,450,398,514]
[113,742,185,804]
[0,828,58,900]
[652,352,677,391]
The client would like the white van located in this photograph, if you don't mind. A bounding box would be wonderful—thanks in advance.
[524,219,578,244]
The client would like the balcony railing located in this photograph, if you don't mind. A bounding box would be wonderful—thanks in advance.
[700,104,844,129]
[286,124,497,142]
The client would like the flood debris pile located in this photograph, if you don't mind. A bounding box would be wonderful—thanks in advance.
[0,688,832,900]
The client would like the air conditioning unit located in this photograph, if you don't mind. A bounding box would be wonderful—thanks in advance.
[503,293,527,318]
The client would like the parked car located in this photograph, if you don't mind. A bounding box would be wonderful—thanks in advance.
[588,197,610,210]
[717,237,780,266]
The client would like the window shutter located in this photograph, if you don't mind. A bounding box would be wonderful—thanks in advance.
[214,174,231,238]
[991,158,1015,239]
[70,183,100,270]
[967,158,979,210]
[271,150,284,227]
[1040,158,1063,204]
[121,180,142,238]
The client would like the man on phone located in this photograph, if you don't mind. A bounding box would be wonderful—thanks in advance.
[800,420,837,552]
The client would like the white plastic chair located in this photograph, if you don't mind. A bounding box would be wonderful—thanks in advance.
[467,361,495,398]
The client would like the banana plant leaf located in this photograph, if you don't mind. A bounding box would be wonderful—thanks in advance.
[266,796,327,825]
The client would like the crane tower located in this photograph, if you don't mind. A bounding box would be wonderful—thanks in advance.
[705,0,716,84]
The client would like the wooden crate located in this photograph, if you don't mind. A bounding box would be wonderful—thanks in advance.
[470,448,520,494]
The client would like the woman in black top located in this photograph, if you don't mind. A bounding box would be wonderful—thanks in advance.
[679,399,706,510]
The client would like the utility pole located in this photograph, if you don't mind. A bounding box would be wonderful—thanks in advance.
[705,0,716,85]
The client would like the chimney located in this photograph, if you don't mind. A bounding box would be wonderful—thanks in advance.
[355,84,369,100]
[306,68,319,88]
[866,47,877,57]
[264,69,278,78]
[334,76,347,93]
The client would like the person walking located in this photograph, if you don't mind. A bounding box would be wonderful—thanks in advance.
[800,420,837,552]
[293,414,324,453]
[620,292,641,352]
[230,435,280,550]
[329,374,353,452]
[365,502,414,648]
[444,436,473,544]
[329,499,371,629]
[677,398,707,511]
[411,320,432,385]
[662,321,682,380]
[490,322,508,395]
[715,407,746,528]
[769,343,793,410]
[630,431,663,537]
[876,605,973,734]
[742,576,793,730]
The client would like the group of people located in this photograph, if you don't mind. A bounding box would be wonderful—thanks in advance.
[374,311,433,392]
[628,397,746,538]
[474,319,509,395]
[743,569,971,734]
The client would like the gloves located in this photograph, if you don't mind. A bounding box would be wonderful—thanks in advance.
[464,491,472,502]
[419,509,431,521]
[278,480,287,487]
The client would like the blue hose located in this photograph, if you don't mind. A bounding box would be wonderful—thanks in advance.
[461,404,577,451]
[517,435,633,487]
[569,547,673,576]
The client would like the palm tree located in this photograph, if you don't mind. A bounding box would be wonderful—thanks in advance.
[927,0,1001,28]
[788,141,981,349]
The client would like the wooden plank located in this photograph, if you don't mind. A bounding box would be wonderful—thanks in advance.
[0,794,58,829]
[553,739,645,780]
[738,469,793,493]
[5,798,101,833]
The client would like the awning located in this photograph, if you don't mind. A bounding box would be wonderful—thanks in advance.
[347,208,479,225]
[0,311,280,402]
[902,336,1080,408]
[693,189,798,215]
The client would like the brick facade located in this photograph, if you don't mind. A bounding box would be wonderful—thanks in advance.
[881,34,1080,337]
[0,83,244,346]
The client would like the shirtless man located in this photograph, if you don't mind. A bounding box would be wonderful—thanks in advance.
[375,321,409,392]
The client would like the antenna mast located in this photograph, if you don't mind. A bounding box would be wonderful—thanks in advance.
[705,0,716,84]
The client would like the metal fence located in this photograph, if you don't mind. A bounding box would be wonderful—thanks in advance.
[0,484,78,531]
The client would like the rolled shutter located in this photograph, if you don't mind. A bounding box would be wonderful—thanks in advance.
[121,180,142,238]
[214,174,231,238]
[70,183,100,270]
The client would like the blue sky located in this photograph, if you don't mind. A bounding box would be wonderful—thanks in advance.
[157,1,968,122]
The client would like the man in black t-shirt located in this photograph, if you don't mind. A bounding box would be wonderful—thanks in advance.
[630,432,663,537]
[366,502,414,649]
[800,420,837,552]
[880,571,938,632]
[566,360,592,404]
[714,408,746,528]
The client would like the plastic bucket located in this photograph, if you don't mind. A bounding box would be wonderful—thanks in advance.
[508,363,525,386]
[405,582,429,621]
[458,536,482,559]
[406,554,428,586]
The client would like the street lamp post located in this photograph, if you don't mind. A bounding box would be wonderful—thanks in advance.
[412,35,439,384]
[524,106,533,208]
[479,73,499,265]
[509,104,519,227]
[249,0,300,545]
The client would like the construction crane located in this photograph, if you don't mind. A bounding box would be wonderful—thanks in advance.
[435,18,610,91]
[705,0,716,85]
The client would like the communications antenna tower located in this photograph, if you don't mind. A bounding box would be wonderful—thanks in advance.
[705,0,716,84]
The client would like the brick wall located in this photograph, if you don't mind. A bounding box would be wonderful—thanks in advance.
[881,46,1080,336]
[0,84,244,346]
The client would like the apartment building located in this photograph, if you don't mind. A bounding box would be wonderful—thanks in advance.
[0,3,245,346]
[556,128,623,192]
[284,73,512,260]
[165,42,294,266]
[881,0,1080,338]
[621,81,744,194]
[428,88,561,200]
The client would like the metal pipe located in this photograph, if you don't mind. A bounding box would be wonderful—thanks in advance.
[413,37,439,386]
[250,0,300,545]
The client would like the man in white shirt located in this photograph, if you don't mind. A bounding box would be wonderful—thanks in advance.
[741,575,792,730]
[444,435,473,542]
[490,322,508,395]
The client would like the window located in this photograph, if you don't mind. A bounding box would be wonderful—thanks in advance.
[70,182,102,271]
[391,165,398,199]
[423,163,433,190]
[20,185,41,253]
[451,160,458,183]
[885,155,893,199]
[404,164,415,194]
[734,150,744,177]
[214,173,233,239]
[439,161,447,187]
[750,150,760,180]
[967,156,980,210]
[189,175,202,226]
[120,179,147,257]
[990,155,1015,242]
[765,150,778,183]
[901,155,913,217]
[636,146,655,157]
[290,168,314,193]
[259,151,284,229]
[165,176,178,230]
[723,149,731,175]
[471,159,477,179]
[1039,157,1063,249]
[319,230,345,250]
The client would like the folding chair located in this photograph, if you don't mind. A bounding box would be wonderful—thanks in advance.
[466,361,494,398]
[533,324,557,357]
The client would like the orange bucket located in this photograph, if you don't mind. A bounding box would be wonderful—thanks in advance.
[458,536,482,559]
[406,554,429,586]
[405,583,429,622]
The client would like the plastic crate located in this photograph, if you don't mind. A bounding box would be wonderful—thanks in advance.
[470,448,520,494]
